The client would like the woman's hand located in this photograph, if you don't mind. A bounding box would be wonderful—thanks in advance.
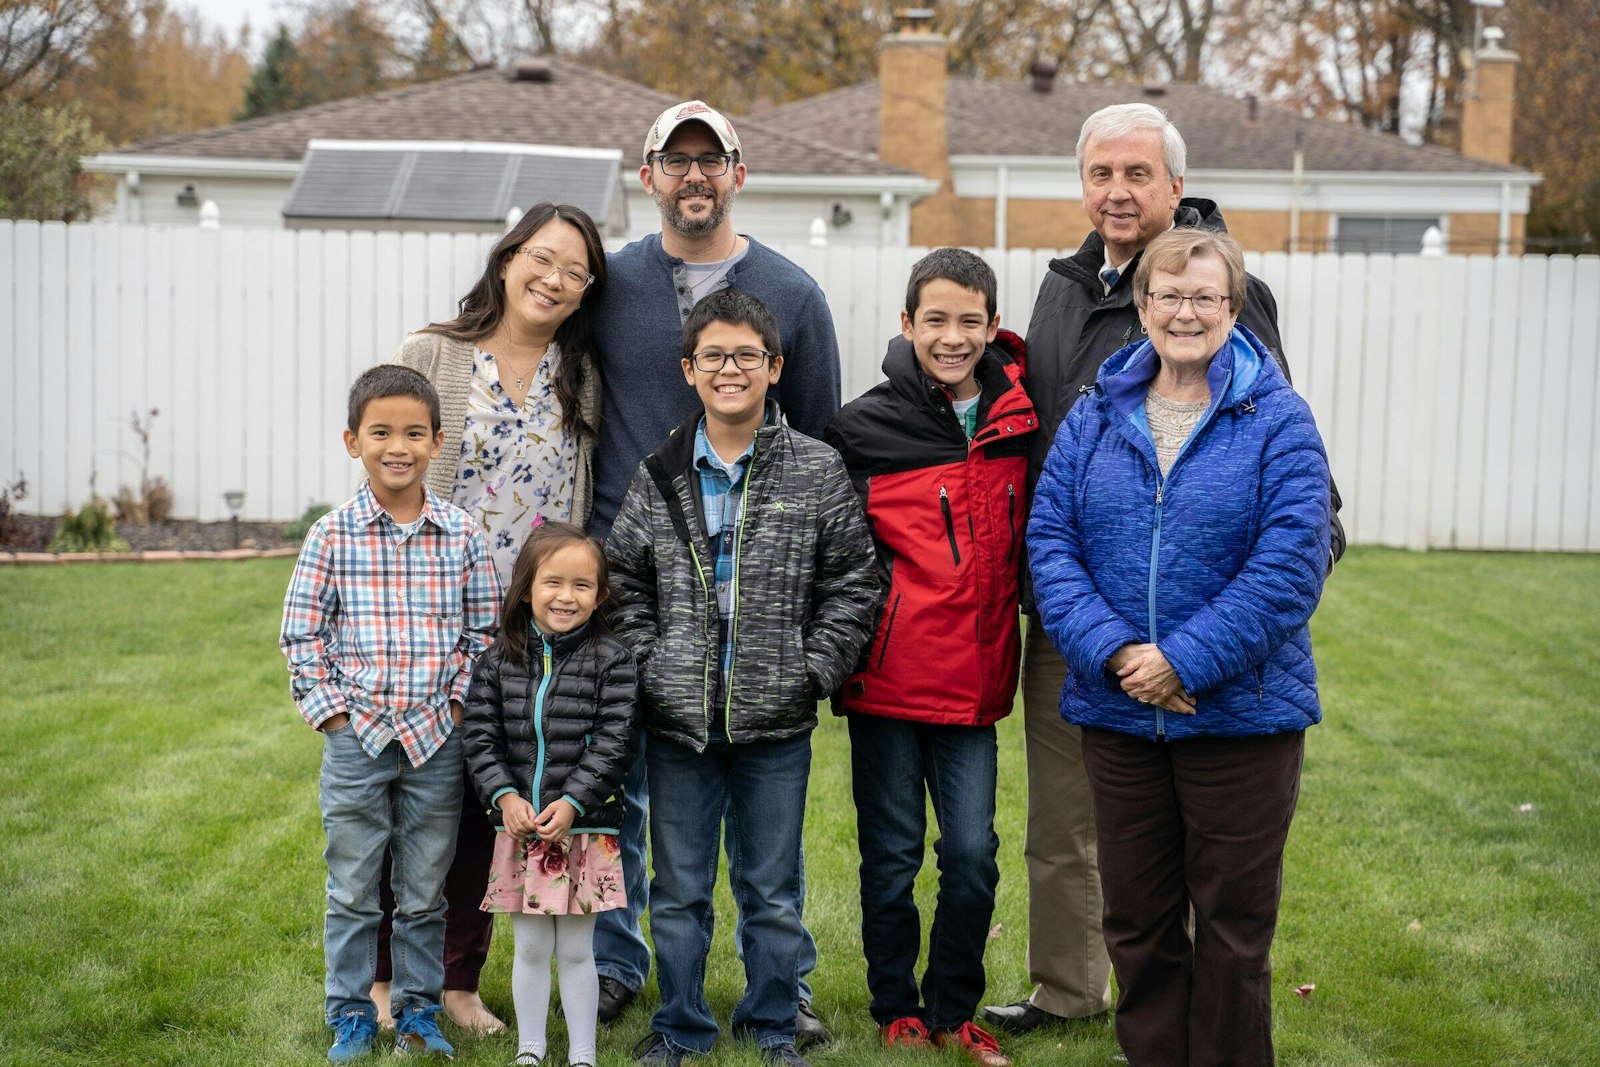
[1115,643,1197,715]
[497,794,539,843]
[532,799,576,845]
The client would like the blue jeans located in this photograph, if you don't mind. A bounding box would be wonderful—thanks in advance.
[646,733,811,1054]
[320,726,462,1023]
[594,733,653,992]
[594,733,818,1003]
[848,714,1000,1031]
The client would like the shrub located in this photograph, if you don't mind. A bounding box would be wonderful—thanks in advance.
[48,498,130,554]
[283,503,334,543]
[0,473,27,547]
[114,408,174,524]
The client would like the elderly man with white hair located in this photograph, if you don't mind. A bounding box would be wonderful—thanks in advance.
[982,102,1343,1042]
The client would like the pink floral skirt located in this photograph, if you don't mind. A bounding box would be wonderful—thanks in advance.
[481,831,627,916]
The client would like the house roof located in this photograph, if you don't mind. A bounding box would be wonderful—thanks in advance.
[113,59,912,180]
[761,78,1529,175]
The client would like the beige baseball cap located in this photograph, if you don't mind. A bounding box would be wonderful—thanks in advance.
[643,100,742,162]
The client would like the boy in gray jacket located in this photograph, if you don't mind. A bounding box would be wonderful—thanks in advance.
[605,290,876,1067]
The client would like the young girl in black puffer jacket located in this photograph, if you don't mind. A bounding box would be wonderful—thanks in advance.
[462,520,640,1067]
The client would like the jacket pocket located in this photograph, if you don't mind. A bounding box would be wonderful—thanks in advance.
[875,592,902,669]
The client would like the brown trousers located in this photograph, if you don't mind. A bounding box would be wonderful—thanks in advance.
[1080,726,1304,1067]
[1020,626,1114,1016]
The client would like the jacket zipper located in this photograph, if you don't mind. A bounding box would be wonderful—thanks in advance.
[722,477,753,735]
[532,636,554,807]
[940,486,961,565]
[1007,483,1017,560]
[1148,480,1166,741]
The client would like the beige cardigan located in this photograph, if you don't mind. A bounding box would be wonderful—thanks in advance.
[392,331,601,529]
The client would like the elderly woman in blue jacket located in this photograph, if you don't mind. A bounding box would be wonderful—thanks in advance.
[1026,228,1331,1067]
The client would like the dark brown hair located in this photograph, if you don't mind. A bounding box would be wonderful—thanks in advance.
[420,203,607,441]
[494,520,610,663]
[905,247,997,319]
[347,364,440,433]
[679,288,782,363]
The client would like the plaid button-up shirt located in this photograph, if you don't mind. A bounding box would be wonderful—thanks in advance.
[280,482,501,767]
[693,418,754,736]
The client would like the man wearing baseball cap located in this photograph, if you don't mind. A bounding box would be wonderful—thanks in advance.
[587,99,842,1064]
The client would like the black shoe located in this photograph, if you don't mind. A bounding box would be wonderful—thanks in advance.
[761,1044,811,1067]
[980,999,1108,1033]
[631,1031,686,1066]
[795,999,830,1050]
[597,976,638,1027]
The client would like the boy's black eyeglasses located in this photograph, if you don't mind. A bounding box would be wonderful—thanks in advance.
[689,348,771,372]
[649,152,736,177]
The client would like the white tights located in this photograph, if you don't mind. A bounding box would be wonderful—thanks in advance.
[509,912,599,1067]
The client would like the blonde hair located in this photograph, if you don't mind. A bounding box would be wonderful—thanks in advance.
[1132,229,1248,313]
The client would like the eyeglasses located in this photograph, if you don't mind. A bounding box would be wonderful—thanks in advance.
[649,152,736,177]
[1144,290,1229,316]
[514,247,594,292]
[689,347,771,372]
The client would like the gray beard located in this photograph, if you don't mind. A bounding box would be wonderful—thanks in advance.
[655,182,738,239]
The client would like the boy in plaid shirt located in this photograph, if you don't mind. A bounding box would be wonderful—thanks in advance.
[281,365,500,1062]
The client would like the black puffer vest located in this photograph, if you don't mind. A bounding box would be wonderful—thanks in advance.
[461,620,640,834]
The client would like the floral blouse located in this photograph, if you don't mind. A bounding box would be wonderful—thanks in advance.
[451,344,578,586]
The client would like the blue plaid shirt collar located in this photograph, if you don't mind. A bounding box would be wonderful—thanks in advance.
[692,417,756,483]
[349,480,455,532]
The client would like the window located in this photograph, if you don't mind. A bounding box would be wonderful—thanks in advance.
[1332,216,1442,254]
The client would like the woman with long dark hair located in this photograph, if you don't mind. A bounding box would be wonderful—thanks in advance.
[373,203,609,1033]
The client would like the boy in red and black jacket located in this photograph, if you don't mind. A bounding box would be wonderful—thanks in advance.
[823,248,1037,1067]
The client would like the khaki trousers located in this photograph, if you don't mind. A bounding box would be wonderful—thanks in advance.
[1020,624,1113,1017]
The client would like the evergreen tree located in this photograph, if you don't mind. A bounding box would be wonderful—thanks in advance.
[237,25,300,119]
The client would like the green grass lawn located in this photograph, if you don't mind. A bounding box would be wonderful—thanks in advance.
[2,549,1597,1066]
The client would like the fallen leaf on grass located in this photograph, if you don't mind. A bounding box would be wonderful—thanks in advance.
[1519,803,1535,813]
[1408,919,1422,932]
[1294,983,1316,1001]
[988,923,1003,941]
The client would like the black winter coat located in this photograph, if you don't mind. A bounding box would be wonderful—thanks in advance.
[462,621,640,835]
[1023,198,1345,574]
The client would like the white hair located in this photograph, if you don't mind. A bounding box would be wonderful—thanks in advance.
[1075,103,1187,180]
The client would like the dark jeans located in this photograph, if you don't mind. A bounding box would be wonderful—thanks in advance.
[848,714,1001,1031]
[594,734,819,1001]
[1081,727,1304,1067]
[646,733,812,1054]
[375,770,496,990]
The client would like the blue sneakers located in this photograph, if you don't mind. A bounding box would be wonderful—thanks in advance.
[394,1005,455,1058]
[327,1011,378,1062]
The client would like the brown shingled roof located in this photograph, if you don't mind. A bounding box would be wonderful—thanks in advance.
[116,59,913,179]
[763,78,1527,175]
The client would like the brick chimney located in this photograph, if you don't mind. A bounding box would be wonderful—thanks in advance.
[879,8,957,243]
[1459,28,1518,164]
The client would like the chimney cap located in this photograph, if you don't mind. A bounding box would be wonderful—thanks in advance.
[895,7,936,31]
[1029,57,1060,93]
[1141,83,1168,97]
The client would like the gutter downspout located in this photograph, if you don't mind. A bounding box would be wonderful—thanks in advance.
[1288,130,1303,253]
[1497,178,1512,255]
[994,163,1009,251]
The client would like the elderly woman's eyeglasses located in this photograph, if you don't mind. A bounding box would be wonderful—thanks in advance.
[514,247,594,292]
[649,152,736,177]
[689,348,771,373]
[1145,291,1229,316]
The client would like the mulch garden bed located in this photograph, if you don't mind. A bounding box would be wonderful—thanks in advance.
[3,514,302,554]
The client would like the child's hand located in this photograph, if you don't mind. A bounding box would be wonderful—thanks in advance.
[497,794,538,843]
[532,799,576,845]
[320,712,350,732]
[449,699,464,726]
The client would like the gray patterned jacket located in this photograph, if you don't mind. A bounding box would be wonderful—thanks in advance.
[605,407,878,751]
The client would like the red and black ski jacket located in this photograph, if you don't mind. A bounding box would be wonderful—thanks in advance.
[822,329,1037,726]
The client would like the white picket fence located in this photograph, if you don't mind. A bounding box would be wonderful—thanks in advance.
[3,219,1598,551]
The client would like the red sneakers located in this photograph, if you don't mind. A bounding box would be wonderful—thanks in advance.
[880,1016,931,1048]
[933,1021,1012,1067]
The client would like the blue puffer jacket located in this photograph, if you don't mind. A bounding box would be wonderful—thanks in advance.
[1026,325,1331,741]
